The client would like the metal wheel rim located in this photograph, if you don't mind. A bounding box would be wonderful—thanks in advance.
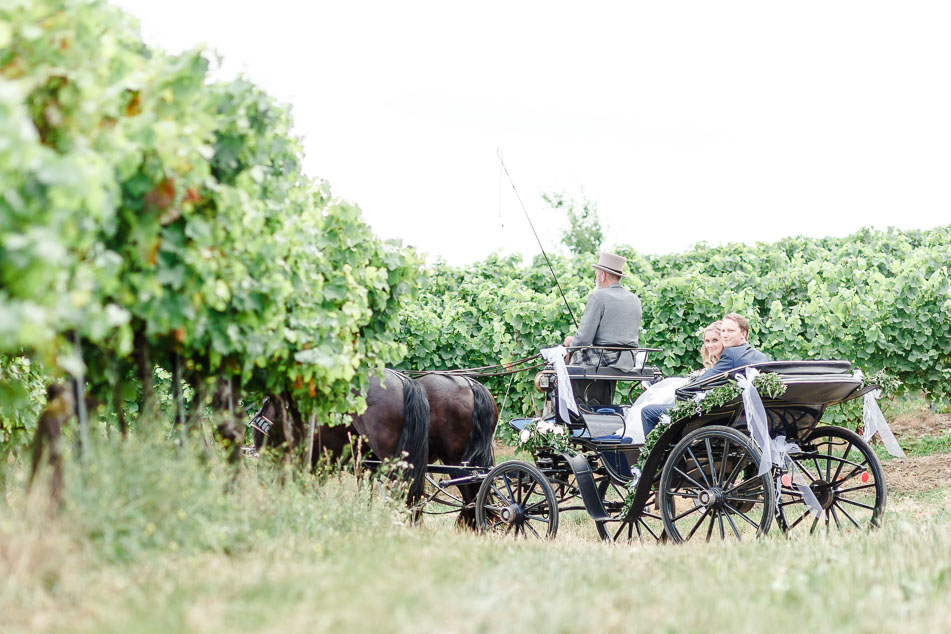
[475,462,559,539]
[659,426,775,543]
[778,426,887,533]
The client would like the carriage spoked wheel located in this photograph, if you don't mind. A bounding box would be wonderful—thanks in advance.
[475,461,559,539]
[596,475,665,543]
[778,425,886,533]
[659,425,775,543]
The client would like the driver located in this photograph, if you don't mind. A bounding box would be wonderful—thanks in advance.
[563,251,642,405]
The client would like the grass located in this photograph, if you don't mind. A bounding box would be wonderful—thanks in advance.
[3,428,951,633]
[875,431,951,462]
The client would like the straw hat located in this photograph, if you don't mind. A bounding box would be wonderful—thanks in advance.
[592,251,626,277]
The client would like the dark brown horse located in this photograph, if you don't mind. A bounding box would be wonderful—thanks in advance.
[418,373,498,525]
[249,370,498,522]
[251,369,430,504]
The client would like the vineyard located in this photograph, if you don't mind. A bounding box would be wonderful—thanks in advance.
[1,0,421,469]
[400,226,951,422]
[3,0,951,467]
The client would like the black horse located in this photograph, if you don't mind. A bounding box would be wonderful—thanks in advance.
[251,369,430,504]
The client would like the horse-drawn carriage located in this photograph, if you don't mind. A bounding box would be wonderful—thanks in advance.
[421,345,893,543]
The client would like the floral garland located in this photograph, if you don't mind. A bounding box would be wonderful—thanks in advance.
[518,418,574,455]
[860,369,901,396]
[620,372,787,518]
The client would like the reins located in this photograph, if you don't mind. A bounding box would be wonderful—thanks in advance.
[402,353,544,378]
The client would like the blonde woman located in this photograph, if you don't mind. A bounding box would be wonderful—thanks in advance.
[622,320,728,442]
[701,320,724,369]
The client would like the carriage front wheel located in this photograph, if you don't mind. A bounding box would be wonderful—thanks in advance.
[778,425,887,533]
[659,425,775,543]
[475,461,559,539]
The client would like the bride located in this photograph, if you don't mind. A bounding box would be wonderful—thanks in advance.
[620,321,723,443]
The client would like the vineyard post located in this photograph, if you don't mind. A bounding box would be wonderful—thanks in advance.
[185,371,210,447]
[172,352,185,429]
[112,359,128,438]
[224,375,242,465]
[71,333,89,462]
[304,413,317,472]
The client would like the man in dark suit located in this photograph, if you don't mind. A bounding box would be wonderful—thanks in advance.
[640,313,768,437]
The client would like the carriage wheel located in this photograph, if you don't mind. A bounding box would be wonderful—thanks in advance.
[659,425,775,543]
[475,461,559,539]
[596,476,666,543]
[778,425,887,533]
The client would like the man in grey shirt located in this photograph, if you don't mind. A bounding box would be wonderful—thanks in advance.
[563,252,642,405]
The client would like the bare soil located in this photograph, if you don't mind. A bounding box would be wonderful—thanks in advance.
[884,452,951,494]
[889,411,951,442]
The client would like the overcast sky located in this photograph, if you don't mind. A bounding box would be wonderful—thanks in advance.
[114,1,951,265]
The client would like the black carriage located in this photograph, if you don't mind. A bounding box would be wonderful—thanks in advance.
[424,346,890,542]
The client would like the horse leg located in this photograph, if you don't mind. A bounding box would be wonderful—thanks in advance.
[456,481,480,528]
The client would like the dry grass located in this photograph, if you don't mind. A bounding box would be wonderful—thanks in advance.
[3,435,951,634]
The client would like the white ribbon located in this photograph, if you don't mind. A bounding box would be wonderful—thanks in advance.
[863,389,906,458]
[771,436,822,517]
[541,346,580,424]
[736,367,773,477]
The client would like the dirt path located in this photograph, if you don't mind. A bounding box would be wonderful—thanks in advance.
[883,452,951,494]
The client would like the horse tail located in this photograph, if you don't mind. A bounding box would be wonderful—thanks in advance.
[462,379,497,468]
[396,374,430,505]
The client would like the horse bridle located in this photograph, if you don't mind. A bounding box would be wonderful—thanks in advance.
[249,398,275,437]
[250,370,410,438]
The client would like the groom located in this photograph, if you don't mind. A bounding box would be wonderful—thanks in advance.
[640,313,768,436]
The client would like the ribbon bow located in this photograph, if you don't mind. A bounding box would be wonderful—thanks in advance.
[771,435,823,517]
[863,389,906,458]
[736,367,773,477]
[540,345,580,423]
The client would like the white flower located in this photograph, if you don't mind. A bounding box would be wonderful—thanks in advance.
[553,426,566,436]
[519,429,532,444]
[693,391,707,403]
[659,414,671,427]
[537,421,553,434]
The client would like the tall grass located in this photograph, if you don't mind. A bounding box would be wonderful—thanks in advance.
[2,429,950,633]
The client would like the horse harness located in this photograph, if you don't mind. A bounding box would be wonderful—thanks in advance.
[250,370,414,438]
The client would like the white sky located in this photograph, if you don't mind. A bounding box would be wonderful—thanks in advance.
[114,0,951,265]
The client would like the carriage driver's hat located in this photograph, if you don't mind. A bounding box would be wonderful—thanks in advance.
[592,251,626,278]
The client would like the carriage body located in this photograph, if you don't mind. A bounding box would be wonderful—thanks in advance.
[495,349,888,542]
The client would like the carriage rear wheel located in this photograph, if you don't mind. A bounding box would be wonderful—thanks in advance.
[778,425,887,533]
[659,425,775,543]
[475,461,559,539]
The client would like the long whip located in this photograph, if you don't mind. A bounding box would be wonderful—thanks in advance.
[496,149,578,329]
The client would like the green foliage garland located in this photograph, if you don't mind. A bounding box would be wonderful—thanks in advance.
[635,372,787,473]
[861,369,902,396]
[620,373,786,517]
